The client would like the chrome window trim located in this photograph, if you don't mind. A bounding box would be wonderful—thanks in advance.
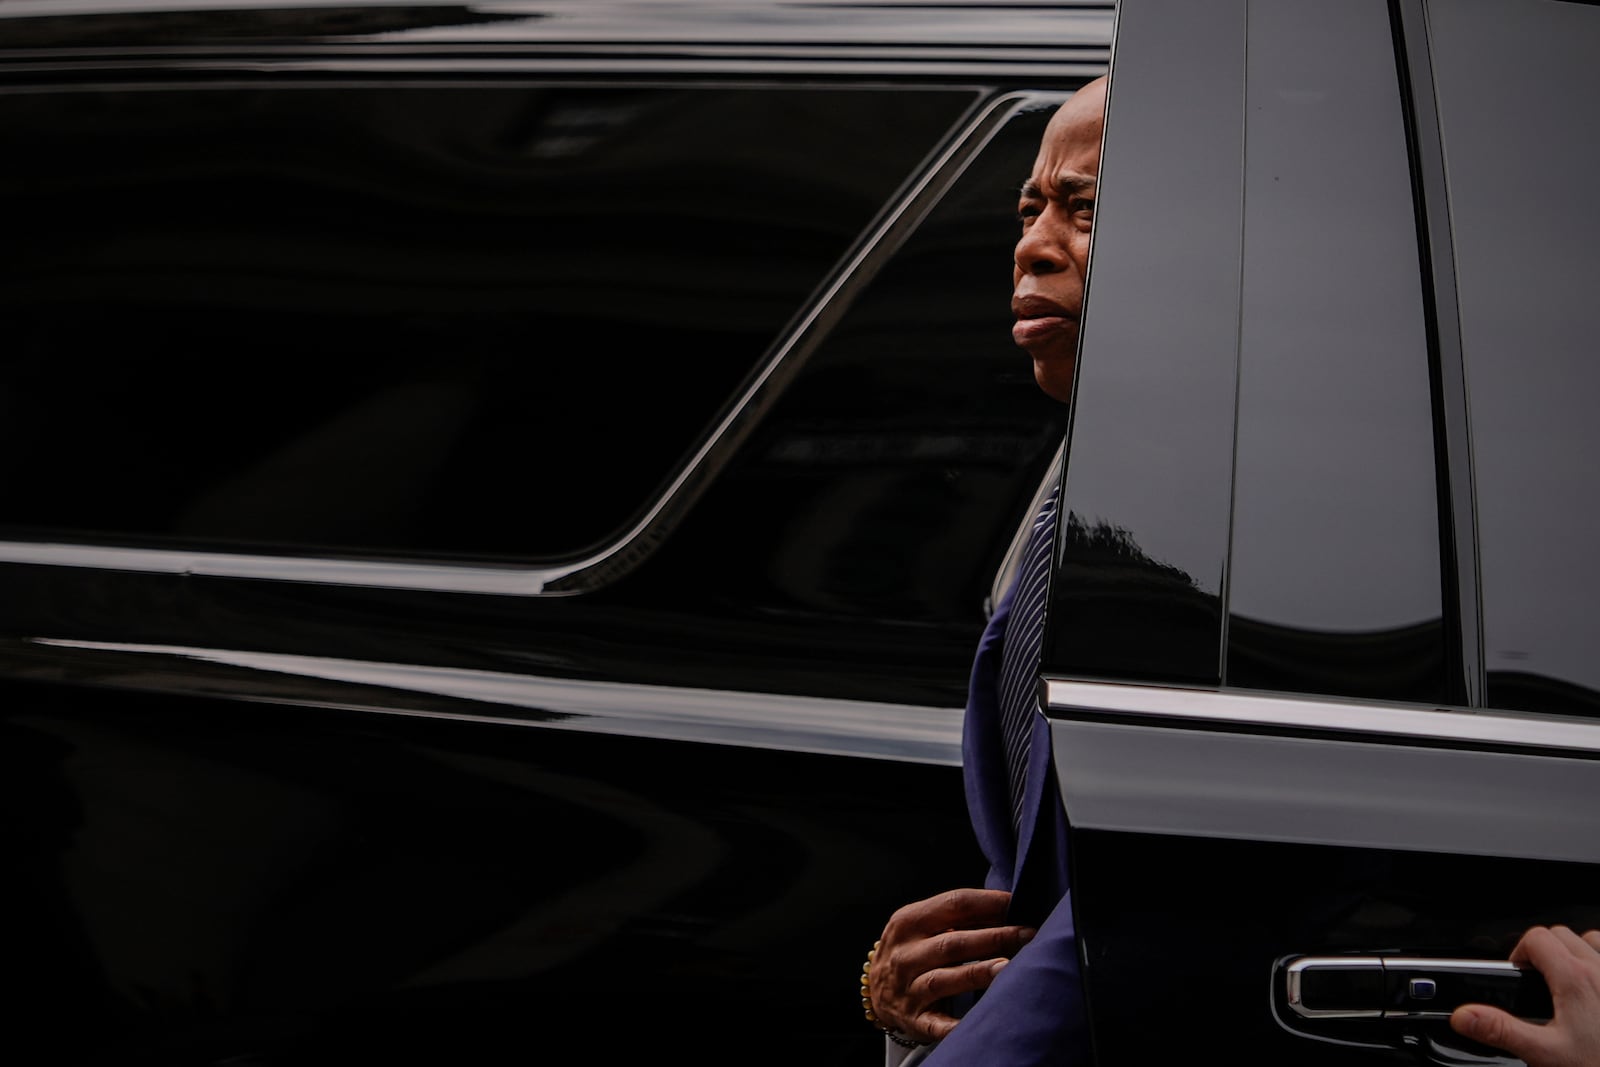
[0,85,1075,597]
[1046,679,1600,865]
[1044,677,1600,755]
[35,638,966,764]
[0,0,1114,77]
[0,56,1113,80]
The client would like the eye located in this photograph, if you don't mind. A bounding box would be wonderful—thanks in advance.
[1017,202,1042,224]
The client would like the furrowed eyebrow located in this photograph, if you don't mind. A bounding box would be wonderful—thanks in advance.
[1056,173,1097,197]
[1018,173,1097,201]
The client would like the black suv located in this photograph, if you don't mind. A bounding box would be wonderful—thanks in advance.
[1,1,1596,1065]
[0,3,1104,1064]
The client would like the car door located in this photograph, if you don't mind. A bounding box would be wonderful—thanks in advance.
[1042,0,1600,1063]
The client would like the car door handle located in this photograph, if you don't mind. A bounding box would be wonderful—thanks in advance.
[1284,955,1552,1021]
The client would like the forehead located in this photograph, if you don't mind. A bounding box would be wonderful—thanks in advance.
[1027,100,1103,190]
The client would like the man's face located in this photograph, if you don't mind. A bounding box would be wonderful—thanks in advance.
[1012,77,1106,404]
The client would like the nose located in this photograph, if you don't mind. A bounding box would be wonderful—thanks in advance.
[1014,207,1072,276]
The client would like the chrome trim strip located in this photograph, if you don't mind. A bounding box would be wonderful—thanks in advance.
[0,0,1116,16]
[0,56,1109,78]
[1045,680,1600,864]
[0,0,1117,36]
[1044,677,1600,754]
[34,639,965,764]
[1381,958,1520,975]
[0,544,576,594]
[1285,957,1384,1020]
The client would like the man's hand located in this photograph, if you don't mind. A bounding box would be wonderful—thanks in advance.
[1450,925,1600,1067]
[866,888,1037,1044]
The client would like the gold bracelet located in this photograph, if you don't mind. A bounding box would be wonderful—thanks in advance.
[862,939,926,1049]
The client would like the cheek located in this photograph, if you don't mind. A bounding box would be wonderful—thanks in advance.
[1069,235,1092,275]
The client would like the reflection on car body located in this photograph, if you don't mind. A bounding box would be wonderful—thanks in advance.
[2,0,1598,1065]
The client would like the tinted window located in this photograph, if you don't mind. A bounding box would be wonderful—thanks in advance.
[639,94,1072,633]
[1225,0,1447,703]
[0,85,972,560]
[1427,0,1600,717]
[1048,0,1245,686]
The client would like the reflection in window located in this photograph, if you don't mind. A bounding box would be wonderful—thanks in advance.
[0,85,972,560]
[644,95,1071,633]
[1428,0,1600,717]
[1225,0,1446,704]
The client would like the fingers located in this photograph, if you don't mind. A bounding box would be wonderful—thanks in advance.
[1452,1004,1555,1064]
[1476,924,1600,1067]
[1512,924,1597,991]
[890,888,1015,937]
[868,888,1038,1042]
[1513,925,1572,975]
[1548,925,1598,963]
[922,924,1036,968]
[908,957,1010,1005]
[905,959,1011,1042]
[869,928,1034,1039]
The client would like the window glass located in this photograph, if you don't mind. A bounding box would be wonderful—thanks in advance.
[1427,0,1600,717]
[0,85,973,560]
[640,94,1072,637]
[1225,0,1447,702]
[1047,0,1244,686]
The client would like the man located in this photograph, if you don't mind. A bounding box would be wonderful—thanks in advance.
[862,75,1106,1066]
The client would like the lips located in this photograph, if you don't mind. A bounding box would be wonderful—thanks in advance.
[1011,293,1077,348]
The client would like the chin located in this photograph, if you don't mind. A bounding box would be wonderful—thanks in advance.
[1034,359,1076,405]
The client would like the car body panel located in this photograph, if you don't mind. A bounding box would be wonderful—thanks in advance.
[1046,0,1600,1063]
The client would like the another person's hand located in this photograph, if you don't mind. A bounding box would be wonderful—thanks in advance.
[865,888,1036,1044]
[1450,925,1600,1067]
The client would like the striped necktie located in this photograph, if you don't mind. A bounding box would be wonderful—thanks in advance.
[997,487,1059,836]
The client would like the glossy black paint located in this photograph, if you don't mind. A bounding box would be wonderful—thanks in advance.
[0,3,1114,1064]
[1425,0,1600,720]
[0,678,975,1065]
[1226,0,1447,704]
[1048,0,1600,1064]
[1048,0,1241,686]
[1,83,976,558]
[1070,830,1600,1067]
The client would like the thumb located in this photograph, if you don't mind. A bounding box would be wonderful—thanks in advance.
[1451,1004,1547,1060]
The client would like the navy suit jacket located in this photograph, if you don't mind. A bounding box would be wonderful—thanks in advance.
[918,560,1092,1065]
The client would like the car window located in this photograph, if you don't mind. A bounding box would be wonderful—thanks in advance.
[0,84,973,561]
[1053,0,1450,700]
[1426,0,1600,718]
[1224,0,1447,703]
[637,93,1074,635]
[1048,0,1244,686]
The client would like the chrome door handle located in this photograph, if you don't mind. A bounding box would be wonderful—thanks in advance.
[1284,955,1552,1022]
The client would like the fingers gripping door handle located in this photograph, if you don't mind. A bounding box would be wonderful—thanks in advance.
[1284,956,1551,1021]
[1273,954,1552,1065]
